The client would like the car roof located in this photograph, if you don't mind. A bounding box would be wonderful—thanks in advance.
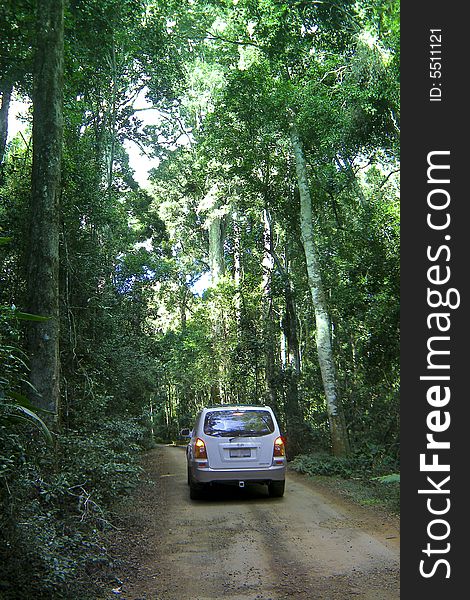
[202,405,272,412]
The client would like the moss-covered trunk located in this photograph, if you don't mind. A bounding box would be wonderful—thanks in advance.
[26,0,64,416]
[290,123,350,457]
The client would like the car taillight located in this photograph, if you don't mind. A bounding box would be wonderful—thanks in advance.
[194,438,207,459]
[273,436,285,457]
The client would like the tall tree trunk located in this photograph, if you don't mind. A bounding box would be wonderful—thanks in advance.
[26,0,64,416]
[210,214,225,402]
[179,280,188,330]
[264,207,305,456]
[0,83,12,165]
[264,302,279,409]
[262,209,279,413]
[233,209,242,332]
[290,123,350,456]
[107,40,117,193]
[204,185,226,402]
[209,215,225,284]
[281,268,304,458]
[203,183,225,285]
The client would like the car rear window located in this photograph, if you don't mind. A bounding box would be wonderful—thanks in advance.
[204,410,275,437]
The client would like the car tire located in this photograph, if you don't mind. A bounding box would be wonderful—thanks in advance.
[188,470,205,500]
[268,480,285,498]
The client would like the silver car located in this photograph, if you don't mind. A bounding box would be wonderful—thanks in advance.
[181,405,286,500]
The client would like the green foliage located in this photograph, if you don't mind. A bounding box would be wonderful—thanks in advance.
[147,0,399,456]
[373,473,400,484]
[310,472,400,514]
[0,417,147,599]
[59,418,146,504]
[0,305,53,444]
[291,445,399,482]
[0,0,35,93]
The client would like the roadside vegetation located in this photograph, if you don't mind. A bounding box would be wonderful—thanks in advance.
[290,451,400,514]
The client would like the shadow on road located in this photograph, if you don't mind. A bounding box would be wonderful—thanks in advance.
[187,481,286,504]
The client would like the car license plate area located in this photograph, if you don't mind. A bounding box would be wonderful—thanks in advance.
[229,448,251,458]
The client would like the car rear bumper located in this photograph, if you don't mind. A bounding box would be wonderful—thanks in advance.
[191,463,286,484]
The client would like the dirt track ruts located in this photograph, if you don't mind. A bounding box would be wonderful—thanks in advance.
[102,444,400,600]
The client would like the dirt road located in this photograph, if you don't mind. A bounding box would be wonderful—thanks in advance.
[103,445,399,600]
